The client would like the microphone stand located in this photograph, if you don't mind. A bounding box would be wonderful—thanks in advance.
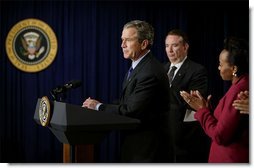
[50,84,78,163]
[50,89,66,102]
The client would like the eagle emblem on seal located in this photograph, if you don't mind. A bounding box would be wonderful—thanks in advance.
[21,32,45,60]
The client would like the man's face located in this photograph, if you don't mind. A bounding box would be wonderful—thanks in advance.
[165,35,188,64]
[121,27,143,61]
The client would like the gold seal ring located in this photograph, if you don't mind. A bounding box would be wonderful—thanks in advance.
[5,18,58,72]
[39,96,51,127]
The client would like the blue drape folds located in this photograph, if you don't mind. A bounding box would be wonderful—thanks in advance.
[0,0,248,162]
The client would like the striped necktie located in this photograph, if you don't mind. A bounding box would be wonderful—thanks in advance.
[127,66,133,80]
[168,66,177,84]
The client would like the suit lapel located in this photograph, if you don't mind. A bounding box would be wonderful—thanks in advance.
[122,53,152,91]
[165,62,170,73]
[170,59,190,86]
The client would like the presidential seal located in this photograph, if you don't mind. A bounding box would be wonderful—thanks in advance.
[5,18,57,72]
[39,96,51,127]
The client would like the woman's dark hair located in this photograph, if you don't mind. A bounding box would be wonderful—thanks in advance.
[223,36,249,76]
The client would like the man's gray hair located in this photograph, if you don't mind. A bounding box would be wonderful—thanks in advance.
[123,20,154,49]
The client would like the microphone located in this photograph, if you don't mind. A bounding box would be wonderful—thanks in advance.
[63,80,82,89]
[50,80,82,100]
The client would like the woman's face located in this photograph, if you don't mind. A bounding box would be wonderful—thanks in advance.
[218,49,235,81]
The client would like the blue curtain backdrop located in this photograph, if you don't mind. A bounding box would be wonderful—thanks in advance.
[0,0,249,162]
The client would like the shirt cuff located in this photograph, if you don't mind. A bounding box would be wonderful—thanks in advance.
[95,103,103,111]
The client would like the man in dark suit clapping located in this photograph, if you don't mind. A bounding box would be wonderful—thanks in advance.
[83,20,170,163]
[164,29,210,163]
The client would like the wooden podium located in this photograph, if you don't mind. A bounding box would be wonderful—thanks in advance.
[34,99,140,163]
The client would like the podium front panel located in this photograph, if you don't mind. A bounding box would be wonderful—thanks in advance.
[34,99,140,145]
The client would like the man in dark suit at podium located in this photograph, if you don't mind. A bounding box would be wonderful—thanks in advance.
[83,20,170,162]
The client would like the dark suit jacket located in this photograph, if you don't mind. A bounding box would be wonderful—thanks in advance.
[100,52,170,162]
[164,58,211,163]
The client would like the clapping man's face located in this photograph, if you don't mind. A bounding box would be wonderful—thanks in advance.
[165,35,189,64]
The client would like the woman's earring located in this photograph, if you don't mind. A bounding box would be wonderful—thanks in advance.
[233,72,237,76]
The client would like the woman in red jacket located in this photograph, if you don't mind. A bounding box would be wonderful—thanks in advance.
[180,37,249,163]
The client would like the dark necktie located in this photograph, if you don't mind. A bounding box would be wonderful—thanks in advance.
[168,66,177,84]
[127,66,133,80]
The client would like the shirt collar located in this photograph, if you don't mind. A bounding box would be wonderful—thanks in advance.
[170,56,187,70]
[132,50,150,69]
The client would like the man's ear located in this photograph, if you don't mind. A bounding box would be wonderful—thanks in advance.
[141,39,149,50]
[184,42,189,51]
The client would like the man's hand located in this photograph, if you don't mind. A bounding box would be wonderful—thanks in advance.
[82,97,101,110]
